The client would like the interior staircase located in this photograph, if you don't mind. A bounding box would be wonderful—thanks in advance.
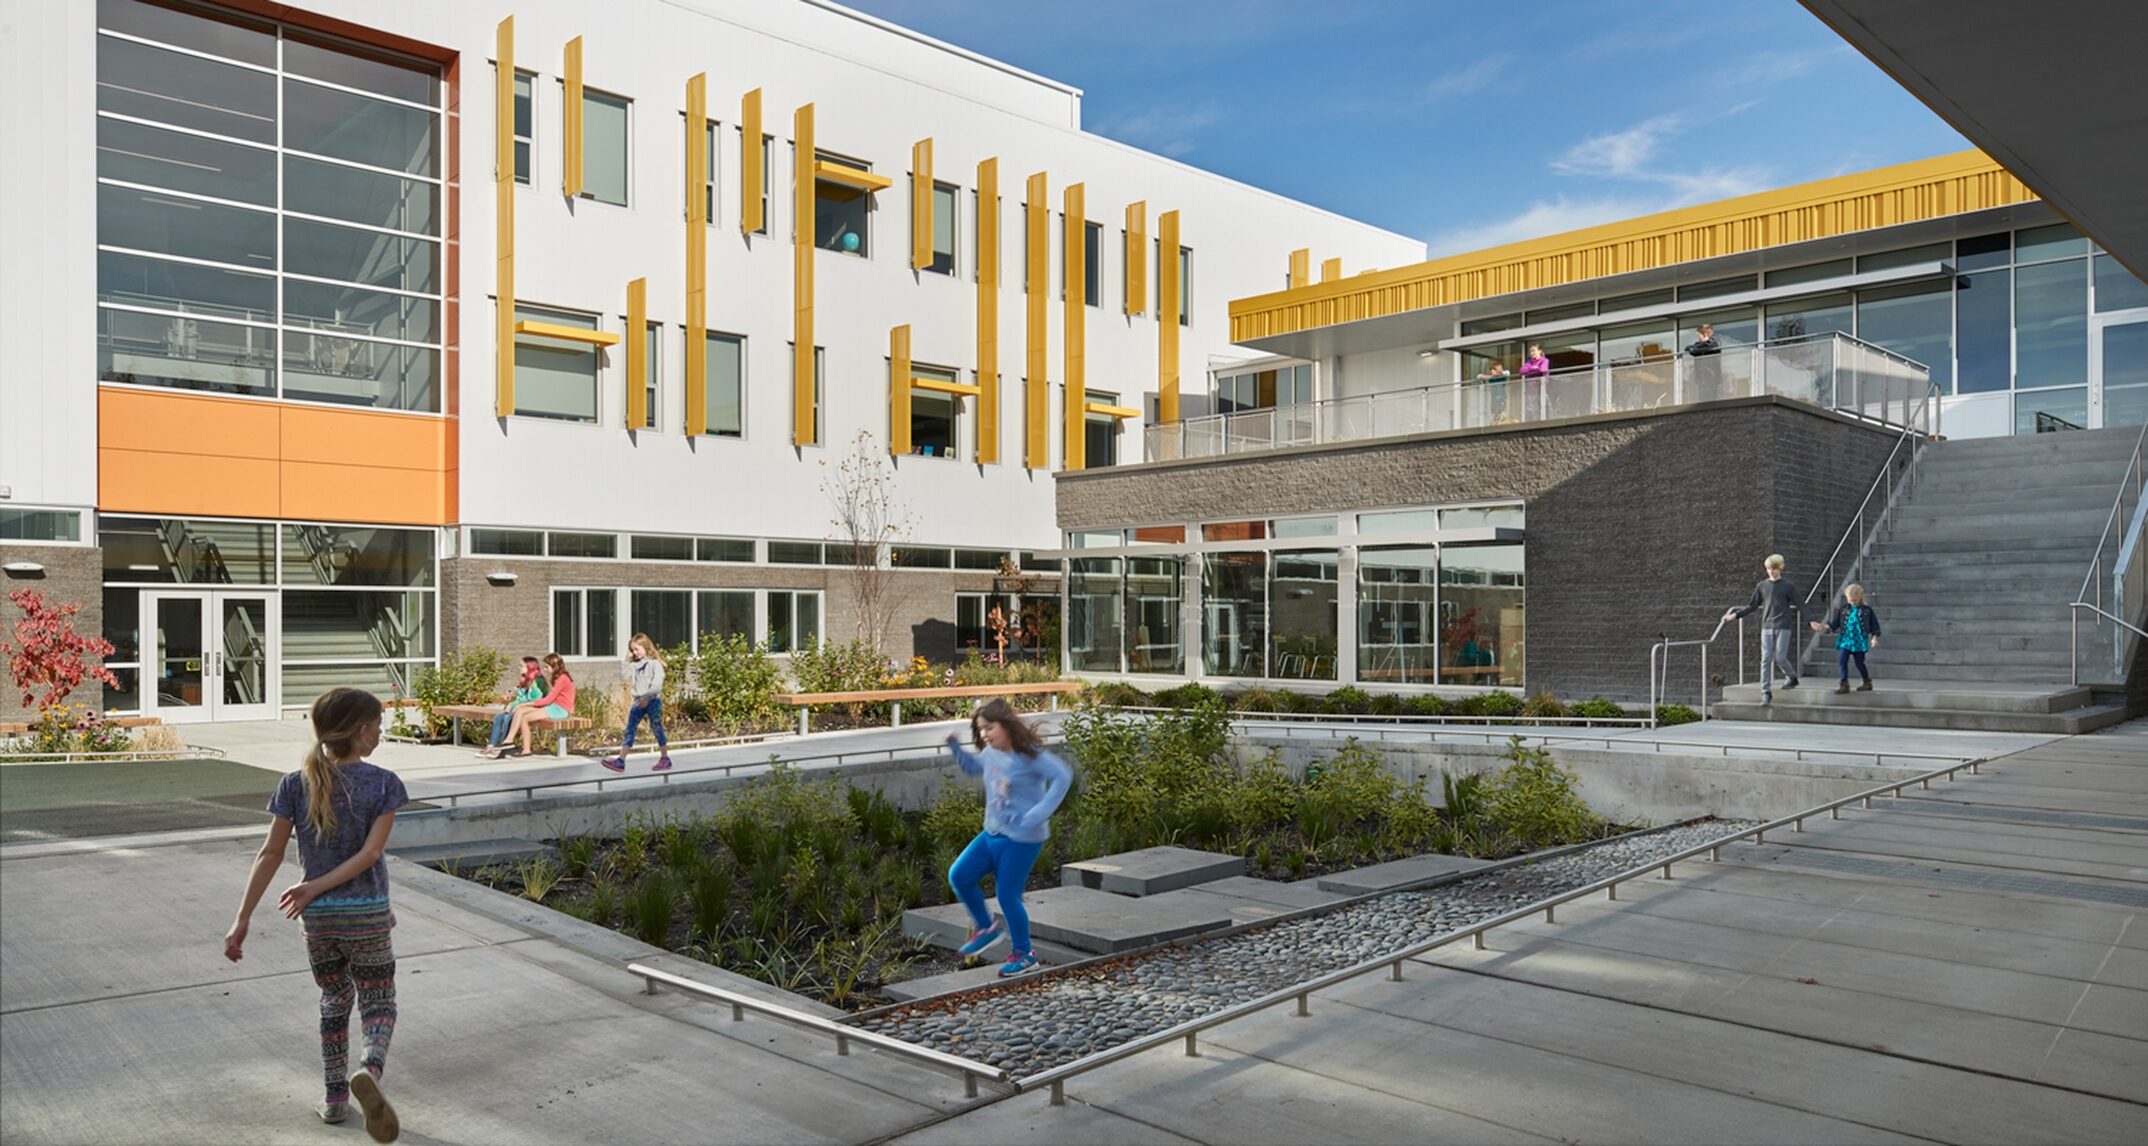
[1716,426,2141,733]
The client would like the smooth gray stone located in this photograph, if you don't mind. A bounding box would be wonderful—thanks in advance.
[1315,853,1494,896]
[1061,845,1245,896]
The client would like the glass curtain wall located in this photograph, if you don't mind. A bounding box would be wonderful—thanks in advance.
[1438,544,1524,687]
[1357,547,1437,685]
[95,0,444,411]
[1268,550,1338,680]
[1201,553,1266,677]
[1068,558,1123,672]
[1125,558,1184,674]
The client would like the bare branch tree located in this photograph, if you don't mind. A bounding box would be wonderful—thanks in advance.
[820,429,916,651]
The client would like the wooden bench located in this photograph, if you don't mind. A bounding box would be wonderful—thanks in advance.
[771,681,1082,735]
[431,703,593,756]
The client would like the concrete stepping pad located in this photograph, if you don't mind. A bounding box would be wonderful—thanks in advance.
[881,963,1029,1003]
[900,902,1089,966]
[1061,846,1244,896]
[1315,854,1493,896]
[1144,875,1349,924]
[904,886,1234,956]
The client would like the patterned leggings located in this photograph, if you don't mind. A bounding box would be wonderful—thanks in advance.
[307,929,397,1104]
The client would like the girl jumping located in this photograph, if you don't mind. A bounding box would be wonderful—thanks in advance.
[225,686,409,1143]
[601,633,673,773]
[943,698,1072,976]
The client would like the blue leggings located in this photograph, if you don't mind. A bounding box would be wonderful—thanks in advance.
[949,831,1044,954]
[622,696,667,750]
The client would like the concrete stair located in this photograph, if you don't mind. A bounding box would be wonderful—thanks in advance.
[1751,427,2142,732]
[1715,680,2129,734]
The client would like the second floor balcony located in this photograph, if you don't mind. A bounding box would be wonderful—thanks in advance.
[1146,332,1934,462]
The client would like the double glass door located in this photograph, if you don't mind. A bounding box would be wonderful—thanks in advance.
[143,591,277,723]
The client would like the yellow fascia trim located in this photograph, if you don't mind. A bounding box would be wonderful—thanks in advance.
[1125,200,1147,315]
[1024,171,1048,469]
[741,88,764,236]
[1230,149,2035,341]
[513,320,621,346]
[562,36,584,198]
[685,73,708,437]
[976,157,1000,464]
[626,277,647,430]
[794,103,817,446]
[814,161,892,193]
[1158,208,1181,424]
[1082,401,1139,419]
[1063,182,1086,471]
[911,139,933,271]
[495,16,515,417]
[1289,248,1309,289]
[891,324,912,456]
[913,376,980,398]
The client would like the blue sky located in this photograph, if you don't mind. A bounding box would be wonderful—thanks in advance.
[843,0,1972,256]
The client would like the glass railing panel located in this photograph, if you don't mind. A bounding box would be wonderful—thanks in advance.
[1369,387,1430,437]
[1232,407,1276,452]
[1761,337,1833,407]
[1183,417,1225,458]
[1275,404,1319,447]
[1602,357,1677,414]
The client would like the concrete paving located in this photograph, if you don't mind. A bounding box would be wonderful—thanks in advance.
[1314,853,1493,895]
[1061,846,1244,896]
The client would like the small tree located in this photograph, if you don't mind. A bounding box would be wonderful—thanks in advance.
[820,429,917,650]
[2,589,122,712]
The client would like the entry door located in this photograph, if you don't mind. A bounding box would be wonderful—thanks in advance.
[144,591,278,723]
[2091,312,2148,429]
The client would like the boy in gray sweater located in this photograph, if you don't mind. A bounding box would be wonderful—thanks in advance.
[1722,554,1817,704]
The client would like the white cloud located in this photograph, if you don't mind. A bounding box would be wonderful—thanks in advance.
[1720,45,1855,87]
[1551,114,1686,179]
[1425,54,1513,102]
[1423,196,1666,258]
[1093,101,1227,158]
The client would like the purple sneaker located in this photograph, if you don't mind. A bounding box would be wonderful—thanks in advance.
[653,755,673,772]
[598,756,626,773]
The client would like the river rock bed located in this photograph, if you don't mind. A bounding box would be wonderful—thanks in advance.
[853,820,1757,1077]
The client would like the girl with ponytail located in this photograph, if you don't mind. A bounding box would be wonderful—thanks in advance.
[226,686,409,1142]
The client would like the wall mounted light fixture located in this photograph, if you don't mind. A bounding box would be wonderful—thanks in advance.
[485,570,519,586]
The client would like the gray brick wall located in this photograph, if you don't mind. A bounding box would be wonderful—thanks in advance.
[1,546,108,722]
[1057,398,1903,703]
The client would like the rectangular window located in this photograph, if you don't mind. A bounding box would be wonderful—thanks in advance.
[470,528,542,556]
[1956,270,2012,393]
[551,588,618,657]
[630,535,695,561]
[1068,557,1123,673]
[697,537,755,562]
[766,591,821,652]
[1857,242,1951,275]
[2095,253,2148,313]
[694,119,717,222]
[704,331,744,437]
[1459,313,1523,337]
[1084,389,1120,466]
[767,540,823,565]
[1201,553,1265,677]
[1126,556,1183,675]
[1358,547,1437,685]
[2016,258,2087,390]
[1527,301,1594,324]
[642,321,662,429]
[0,508,85,543]
[630,589,693,651]
[1956,233,2011,273]
[928,181,958,275]
[1178,246,1192,326]
[2016,222,2088,263]
[1441,543,1524,688]
[1764,259,1852,288]
[1270,550,1338,681]
[909,363,960,457]
[511,305,602,422]
[580,89,630,206]
[953,548,1006,571]
[512,70,533,184]
[892,546,953,569]
[747,131,770,235]
[546,531,617,559]
[814,150,871,257]
[1677,276,1756,301]
[1083,221,1102,308]
[280,525,433,587]
[1020,551,1058,573]
[696,590,756,642]
[100,516,274,584]
[1857,280,1954,392]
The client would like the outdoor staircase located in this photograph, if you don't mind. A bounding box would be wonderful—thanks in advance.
[1715,426,2141,733]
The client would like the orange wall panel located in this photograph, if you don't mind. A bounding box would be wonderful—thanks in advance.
[97,386,453,525]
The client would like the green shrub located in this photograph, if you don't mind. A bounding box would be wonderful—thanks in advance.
[1304,740,1398,825]
[692,634,784,734]
[1231,688,1283,713]
[629,870,677,946]
[954,649,1060,686]
[788,638,885,697]
[919,784,984,857]
[411,646,512,738]
[1272,689,1320,714]
[1406,693,1451,717]
[1519,692,1568,719]
[660,643,693,708]
[1366,692,1406,716]
[689,863,734,940]
[1654,703,1701,725]
[1149,682,1223,710]
[1482,737,1601,849]
[1569,697,1628,720]
[1086,681,1151,708]
[1322,686,1372,714]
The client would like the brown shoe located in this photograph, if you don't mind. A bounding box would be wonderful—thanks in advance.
[1835,682,1850,695]
[1857,679,1874,691]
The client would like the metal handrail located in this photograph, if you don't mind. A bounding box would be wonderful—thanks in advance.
[627,963,1009,1098]
[1009,750,1987,1107]
[2068,601,2148,642]
[1109,706,1653,729]
[1648,614,1741,723]
[2068,419,2148,684]
[1222,718,1972,768]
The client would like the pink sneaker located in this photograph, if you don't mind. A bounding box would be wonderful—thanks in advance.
[598,757,626,773]
[653,755,673,772]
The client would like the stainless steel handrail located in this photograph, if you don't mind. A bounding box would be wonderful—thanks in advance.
[1109,706,1653,729]
[627,963,1009,1098]
[1648,614,1740,723]
[1008,750,1987,1107]
[2069,419,2148,684]
[1222,717,1971,768]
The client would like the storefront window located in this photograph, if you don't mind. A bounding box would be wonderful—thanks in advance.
[1956,269,2011,393]
[1439,544,1523,687]
[1126,557,1183,675]
[1269,550,1337,681]
[1201,553,1266,677]
[1358,547,1438,686]
[2015,259,2087,390]
[1856,280,1953,392]
[1068,557,1123,673]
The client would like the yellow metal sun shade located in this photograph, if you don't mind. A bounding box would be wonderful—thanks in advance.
[814,160,892,193]
[913,375,980,397]
[563,37,584,198]
[513,320,621,346]
[1082,401,1139,419]
[495,17,516,416]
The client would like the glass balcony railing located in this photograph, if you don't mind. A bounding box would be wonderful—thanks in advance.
[1145,332,1935,462]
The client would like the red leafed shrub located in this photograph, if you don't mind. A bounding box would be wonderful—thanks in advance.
[2,589,121,711]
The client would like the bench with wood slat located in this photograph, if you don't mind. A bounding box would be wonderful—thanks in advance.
[770,681,1080,734]
[430,703,592,755]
